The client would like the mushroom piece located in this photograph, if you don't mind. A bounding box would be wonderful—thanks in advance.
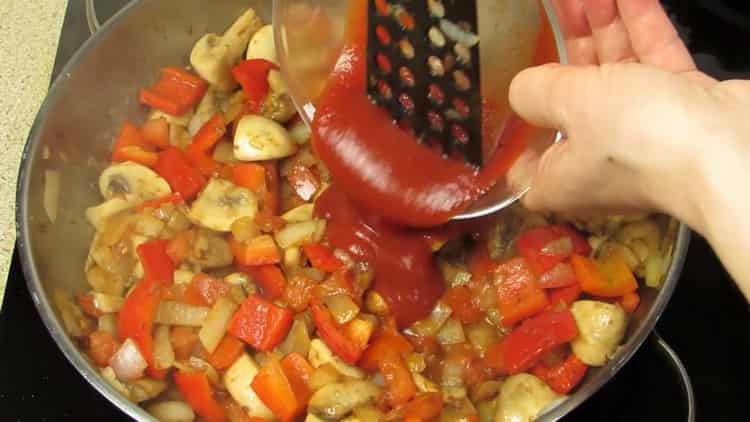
[86,197,139,232]
[494,374,561,422]
[308,380,381,420]
[190,9,264,91]
[98,162,172,202]
[234,114,297,161]
[246,24,278,64]
[146,401,195,422]
[188,86,220,136]
[570,300,628,366]
[308,339,365,379]
[224,354,275,419]
[186,229,234,269]
[187,178,258,232]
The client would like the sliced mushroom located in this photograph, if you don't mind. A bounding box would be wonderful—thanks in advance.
[570,300,628,366]
[246,24,278,64]
[190,9,264,91]
[86,197,138,231]
[146,401,195,422]
[224,354,275,419]
[267,70,288,94]
[149,108,193,128]
[186,229,234,269]
[494,374,561,422]
[187,178,258,232]
[308,380,381,419]
[259,92,297,124]
[99,162,171,202]
[234,115,297,161]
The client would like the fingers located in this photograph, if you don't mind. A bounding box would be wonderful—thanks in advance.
[509,64,593,130]
[551,0,598,65]
[522,140,579,211]
[582,0,635,63]
[616,0,696,72]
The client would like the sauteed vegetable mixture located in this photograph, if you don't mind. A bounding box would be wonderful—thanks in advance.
[54,8,677,422]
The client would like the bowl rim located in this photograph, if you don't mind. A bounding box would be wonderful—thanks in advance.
[16,1,691,421]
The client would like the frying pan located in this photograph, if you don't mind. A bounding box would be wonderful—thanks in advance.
[15,0,694,420]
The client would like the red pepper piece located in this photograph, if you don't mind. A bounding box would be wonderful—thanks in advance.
[531,354,588,394]
[571,254,638,298]
[499,309,579,374]
[546,284,582,309]
[442,286,484,324]
[174,370,227,422]
[359,331,414,371]
[185,114,227,176]
[242,265,287,300]
[231,59,278,112]
[228,294,293,351]
[516,225,591,274]
[302,243,344,273]
[154,147,207,200]
[137,239,175,285]
[140,67,208,116]
[379,350,417,406]
[230,236,282,267]
[495,257,549,326]
[310,302,363,364]
[251,358,303,422]
[117,278,162,375]
[136,192,184,213]
[280,352,315,405]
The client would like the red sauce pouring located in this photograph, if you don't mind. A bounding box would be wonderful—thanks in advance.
[311,0,558,326]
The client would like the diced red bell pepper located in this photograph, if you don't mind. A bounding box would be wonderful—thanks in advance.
[228,294,293,351]
[497,309,579,374]
[185,114,227,176]
[174,370,227,422]
[112,145,159,168]
[230,235,282,267]
[232,163,267,193]
[165,229,195,265]
[380,349,417,406]
[302,243,344,272]
[154,147,207,200]
[141,117,171,149]
[137,239,175,285]
[467,243,496,283]
[77,294,103,318]
[571,254,638,298]
[516,225,591,274]
[140,67,208,116]
[113,122,152,152]
[389,392,444,421]
[284,275,316,312]
[118,278,162,375]
[310,302,363,364]
[190,273,232,306]
[536,262,578,289]
[184,146,220,176]
[495,257,549,326]
[207,335,245,370]
[170,326,199,360]
[280,352,315,405]
[442,286,484,324]
[252,358,304,422]
[359,331,414,371]
[231,59,278,112]
[311,268,355,300]
[88,330,120,367]
[546,284,582,309]
[619,291,641,314]
[242,264,287,300]
[531,354,588,394]
[260,161,281,215]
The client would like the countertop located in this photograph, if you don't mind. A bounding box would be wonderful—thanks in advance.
[0,0,67,302]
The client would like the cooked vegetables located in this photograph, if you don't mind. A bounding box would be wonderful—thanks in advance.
[68,8,675,421]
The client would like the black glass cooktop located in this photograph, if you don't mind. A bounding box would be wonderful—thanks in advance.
[3,1,749,420]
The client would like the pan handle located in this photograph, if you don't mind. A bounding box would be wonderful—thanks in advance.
[85,0,101,35]
[650,332,696,422]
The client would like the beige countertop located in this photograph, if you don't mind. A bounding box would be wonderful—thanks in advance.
[0,0,67,302]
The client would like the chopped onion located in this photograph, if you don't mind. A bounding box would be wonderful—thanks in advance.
[538,262,576,288]
[470,380,503,403]
[173,269,196,285]
[289,119,312,145]
[92,292,124,313]
[155,301,209,327]
[199,297,238,354]
[408,301,452,337]
[324,294,360,325]
[100,366,132,399]
[405,353,426,373]
[43,169,61,223]
[147,401,196,422]
[281,204,314,223]
[439,260,473,288]
[309,364,342,391]
[224,272,250,286]
[109,338,148,381]
[279,318,311,357]
[284,247,302,267]
[98,314,118,338]
[465,321,499,353]
[437,318,466,345]
[129,378,168,403]
[275,219,319,249]
[153,325,175,370]
[541,237,573,256]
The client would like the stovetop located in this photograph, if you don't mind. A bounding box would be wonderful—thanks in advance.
[2,1,749,421]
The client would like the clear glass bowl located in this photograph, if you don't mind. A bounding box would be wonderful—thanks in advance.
[273,0,566,219]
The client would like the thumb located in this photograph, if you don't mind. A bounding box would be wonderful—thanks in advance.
[521,139,580,212]
[509,63,597,131]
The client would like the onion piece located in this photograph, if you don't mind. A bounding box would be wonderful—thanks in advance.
[153,325,175,370]
[407,301,452,337]
[92,293,125,313]
[198,297,238,354]
[43,169,61,223]
[147,401,196,422]
[323,294,360,325]
[275,219,321,249]
[279,318,311,357]
[109,338,148,381]
[538,262,576,288]
[155,301,209,327]
[541,237,573,256]
[129,378,168,403]
[98,314,118,338]
[437,318,466,345]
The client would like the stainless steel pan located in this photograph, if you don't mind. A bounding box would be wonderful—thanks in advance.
[15,0,693,420]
